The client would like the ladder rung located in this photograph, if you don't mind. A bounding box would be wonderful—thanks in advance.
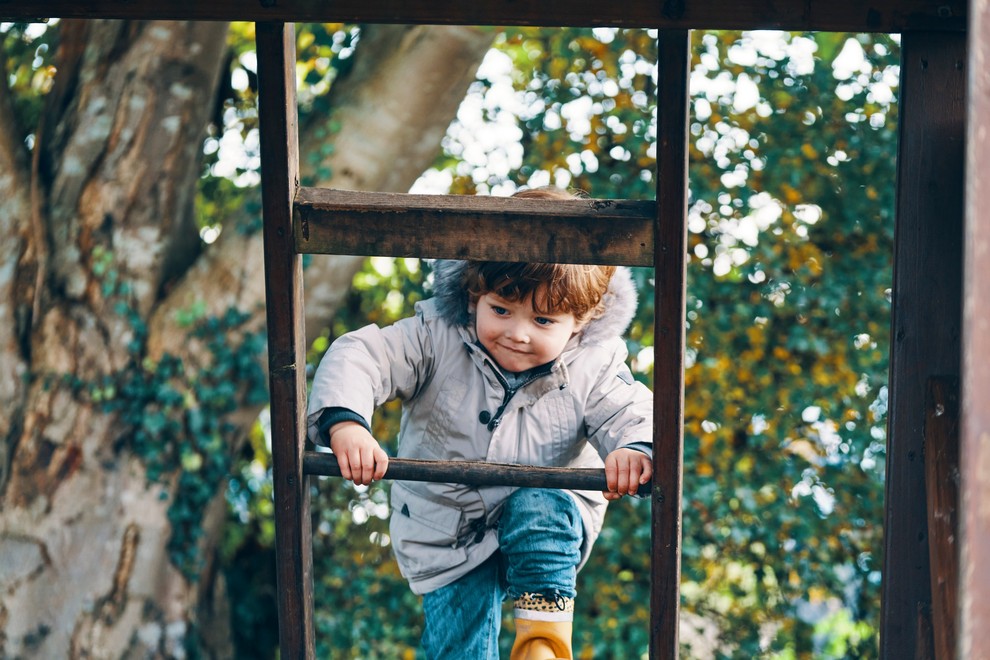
[294,188,654,266]
[304,451,655,497]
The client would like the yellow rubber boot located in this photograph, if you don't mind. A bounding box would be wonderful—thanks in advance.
[510,618,573,660]
[510,593,574,660]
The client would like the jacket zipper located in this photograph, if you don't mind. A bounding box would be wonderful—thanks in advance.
[484,362,547,432]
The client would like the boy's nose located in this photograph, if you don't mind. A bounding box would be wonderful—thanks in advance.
[505,323,529,343]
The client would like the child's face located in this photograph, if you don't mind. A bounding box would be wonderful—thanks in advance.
[475,291,583,373]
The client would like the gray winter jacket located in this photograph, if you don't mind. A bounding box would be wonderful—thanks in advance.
[306,260,653,595]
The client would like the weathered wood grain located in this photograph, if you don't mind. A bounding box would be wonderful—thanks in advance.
[257,22,314,660]
[295,187,655,266]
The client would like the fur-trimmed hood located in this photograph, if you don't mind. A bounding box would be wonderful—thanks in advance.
[430,259,638,346]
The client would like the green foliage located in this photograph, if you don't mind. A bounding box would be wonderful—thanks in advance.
[56,249,269,581]
[92,23,894,657]
[222,423,280,658]
[1,21,57,144]
[673,32,893,656]
[440,28,893,657]
[441,27,657,198]
[295,22,360,187]
[282,29,894,658]
[0,20,897,657]
[194,22,358,242]
[208,26,896,658]
[4,19,897,656]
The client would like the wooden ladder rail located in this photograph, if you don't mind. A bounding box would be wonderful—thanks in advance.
[257,23,314,657]
[257,23,690,660]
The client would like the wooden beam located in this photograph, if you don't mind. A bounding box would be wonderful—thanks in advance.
[960,1,990,657]
[651,29,689,660]
[0,0,966,32]
[256,22,314,660]
[880,30,965,660]
[294,187,655,266]
[304,453,653,496]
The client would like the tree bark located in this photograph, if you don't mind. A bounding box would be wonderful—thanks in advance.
[0,57,32,493]
[0,20,492,658]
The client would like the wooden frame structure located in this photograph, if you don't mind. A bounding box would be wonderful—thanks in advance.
[5,1,987,658]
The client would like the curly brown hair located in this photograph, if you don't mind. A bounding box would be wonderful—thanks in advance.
[461,187,614,323]
[463,262,615,324]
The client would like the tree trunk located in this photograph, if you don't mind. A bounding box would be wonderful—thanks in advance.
[0,20,492,658]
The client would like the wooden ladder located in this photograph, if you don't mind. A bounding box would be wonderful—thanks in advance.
[255,20,689,660]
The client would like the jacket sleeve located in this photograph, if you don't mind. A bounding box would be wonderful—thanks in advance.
[306,310,436,445]
[582,341,654,459]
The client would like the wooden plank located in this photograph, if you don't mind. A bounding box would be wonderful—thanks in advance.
[0,0,966,31]
[651,29,689,660]
[880,30,965,660]
[960,1,990,657]
[294,187,655,266]
[304,453,653,495]
[924,378,959,660]
[256,22,314,660]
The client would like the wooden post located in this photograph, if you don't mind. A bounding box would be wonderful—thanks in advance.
[651,28,690,660]
[256,23,314,659]
[880,31,965,659]
[924,378,959,660]
[960,1,990,657]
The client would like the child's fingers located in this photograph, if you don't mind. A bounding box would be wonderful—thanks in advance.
[605,451,655,498]
[633,460,653,493]
[357,444,378,485]
[336,451,353,481]
[614,459,632,496]
[639,459,653,484]
[622,462,641,495]
[604,454,619,494]
[348,450,366,484]
[373,447,389,481]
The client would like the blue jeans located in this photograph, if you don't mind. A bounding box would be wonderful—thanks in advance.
[419,488,584,660]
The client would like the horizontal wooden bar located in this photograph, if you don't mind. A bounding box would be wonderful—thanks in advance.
[0,0,966,32]
[294,188,654,266]
[304,452,656,497]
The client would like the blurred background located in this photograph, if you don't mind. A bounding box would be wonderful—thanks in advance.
[0,22,895,658]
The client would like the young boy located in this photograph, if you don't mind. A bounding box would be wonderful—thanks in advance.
[307,190,654,659]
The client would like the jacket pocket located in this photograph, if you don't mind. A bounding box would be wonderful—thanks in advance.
[389,485,468,579]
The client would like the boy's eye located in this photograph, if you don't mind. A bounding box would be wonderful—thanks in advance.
[535,317,555,326]
[491,306,508,315]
